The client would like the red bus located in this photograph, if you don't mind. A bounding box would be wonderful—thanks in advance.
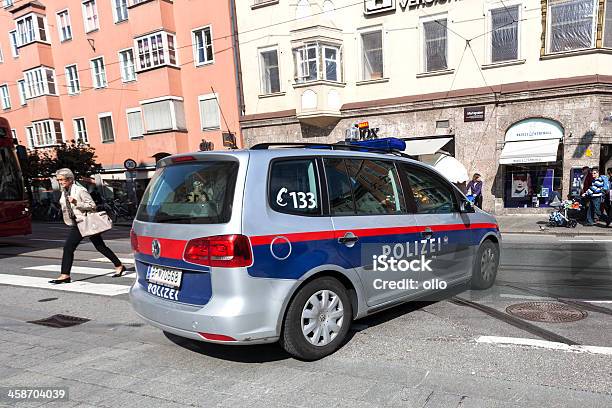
[0,117,31,237]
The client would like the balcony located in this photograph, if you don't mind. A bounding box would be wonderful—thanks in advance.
[294,80,344,127]
[26,95,62,122]
[128,0,175,36]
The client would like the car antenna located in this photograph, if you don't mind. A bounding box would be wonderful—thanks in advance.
[211,86,237,149]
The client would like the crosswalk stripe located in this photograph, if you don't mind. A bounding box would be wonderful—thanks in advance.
[24,265,134,277]
[0,274,130,296]
[90,257,134,264]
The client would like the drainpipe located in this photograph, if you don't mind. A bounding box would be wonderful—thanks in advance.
[229,0,245,127]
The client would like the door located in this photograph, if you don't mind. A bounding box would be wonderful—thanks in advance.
[399,163,473,287]
[324,157,424,307]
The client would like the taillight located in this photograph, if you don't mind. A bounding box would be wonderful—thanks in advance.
[184,235,252,267]
[130,229,139,252]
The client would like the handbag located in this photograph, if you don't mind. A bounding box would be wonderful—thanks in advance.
[76,211,113,237]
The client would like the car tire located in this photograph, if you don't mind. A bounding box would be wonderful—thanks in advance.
[280,277,352,361]
[471,240,499,290]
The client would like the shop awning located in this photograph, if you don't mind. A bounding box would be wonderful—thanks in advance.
[403,137,452,156]
[499,139,560,164]
[420,153,469,183]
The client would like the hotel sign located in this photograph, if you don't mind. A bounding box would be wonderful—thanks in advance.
[364,0,459,15]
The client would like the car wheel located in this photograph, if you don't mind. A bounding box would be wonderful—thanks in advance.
[471,240,499,290]
[280,277,352,361]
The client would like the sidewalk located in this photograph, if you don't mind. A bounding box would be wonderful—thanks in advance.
[496,214,612,235]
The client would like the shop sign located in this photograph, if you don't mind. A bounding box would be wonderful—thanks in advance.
[505,118,563,142]
[464,106,485,122]
[364,0,460,15]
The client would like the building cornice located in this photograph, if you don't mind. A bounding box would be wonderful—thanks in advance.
[240,75,612,128]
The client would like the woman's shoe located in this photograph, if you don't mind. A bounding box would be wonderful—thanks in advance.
[112,265,126,278]
[49,277,71,284]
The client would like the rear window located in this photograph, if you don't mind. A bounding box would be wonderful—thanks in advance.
[136,161,239,224]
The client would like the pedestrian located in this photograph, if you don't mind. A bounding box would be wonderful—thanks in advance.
[466,173,483,208]
[605,168,612,227]
[581,167,605,226]
[48,168,126,284]
[580,166,593,194]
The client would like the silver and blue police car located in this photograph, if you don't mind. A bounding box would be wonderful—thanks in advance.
[129,138,501,360]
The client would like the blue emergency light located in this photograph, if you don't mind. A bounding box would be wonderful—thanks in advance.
[346,137,406,152]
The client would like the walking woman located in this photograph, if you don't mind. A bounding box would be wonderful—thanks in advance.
[48,168,126,284]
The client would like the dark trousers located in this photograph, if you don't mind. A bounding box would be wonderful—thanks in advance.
[474,194,483,209]
[61,226,121,275]
[605,196,612,225]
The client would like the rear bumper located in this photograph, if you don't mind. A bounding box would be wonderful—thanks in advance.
[129,270,296,344]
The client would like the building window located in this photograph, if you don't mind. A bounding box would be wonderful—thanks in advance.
[98,113,115,143]
[65,65,80,94]
[24,67,57,99]
[141,97,186,133]
[604,0,612,48]
[82,0,99,33]
[198,94,220,130]
[422,17,448,72]
[293,42,341,83]
[119,49,136,82]
[361,29,383,80]
[295,43,317,82]
[547,0,597,53]
[192,26,213,66]
[56,10,72,42]
[9,30,18,57]
[113,0,128,23]
[25,126,34,148]
[490,5,519,62]
[32,120,64,147]
[73,118,88,144]
[323,46,338,81]
[3,1,14,8]
[16,14,47,46]
[260,47,280,94]
[126,109,144,139]
[90,57,107,88]
[0,84,10,109]
[135,31,177,71]
[17,79,26,105]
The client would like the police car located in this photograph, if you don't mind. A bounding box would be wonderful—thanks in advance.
[129,138,501,360]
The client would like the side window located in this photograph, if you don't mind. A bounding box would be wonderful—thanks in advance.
[269,159,321,215]
[345,159,406,215]
[323,158,355,215]
[402,164,457,214]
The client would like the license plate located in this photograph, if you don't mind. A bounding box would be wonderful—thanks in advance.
[147,265,182,288]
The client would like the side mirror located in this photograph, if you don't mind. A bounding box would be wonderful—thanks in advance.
[460,199,475,213]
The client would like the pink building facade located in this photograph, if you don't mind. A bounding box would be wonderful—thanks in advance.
[0,0,243,194]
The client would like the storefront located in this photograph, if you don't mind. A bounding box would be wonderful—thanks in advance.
[499,118,564,208]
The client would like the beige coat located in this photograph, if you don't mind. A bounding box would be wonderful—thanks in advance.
[59,184,97,226]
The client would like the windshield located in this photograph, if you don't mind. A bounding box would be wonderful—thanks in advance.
[136,160,239,224]
[0,147,25,201]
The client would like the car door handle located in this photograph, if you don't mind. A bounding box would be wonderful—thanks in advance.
[338,232,359,246]
[421,227,433,239]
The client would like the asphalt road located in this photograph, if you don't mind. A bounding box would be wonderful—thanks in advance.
[0,224,610,408]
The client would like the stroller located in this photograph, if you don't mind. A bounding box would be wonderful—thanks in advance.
[547,199,580,228]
